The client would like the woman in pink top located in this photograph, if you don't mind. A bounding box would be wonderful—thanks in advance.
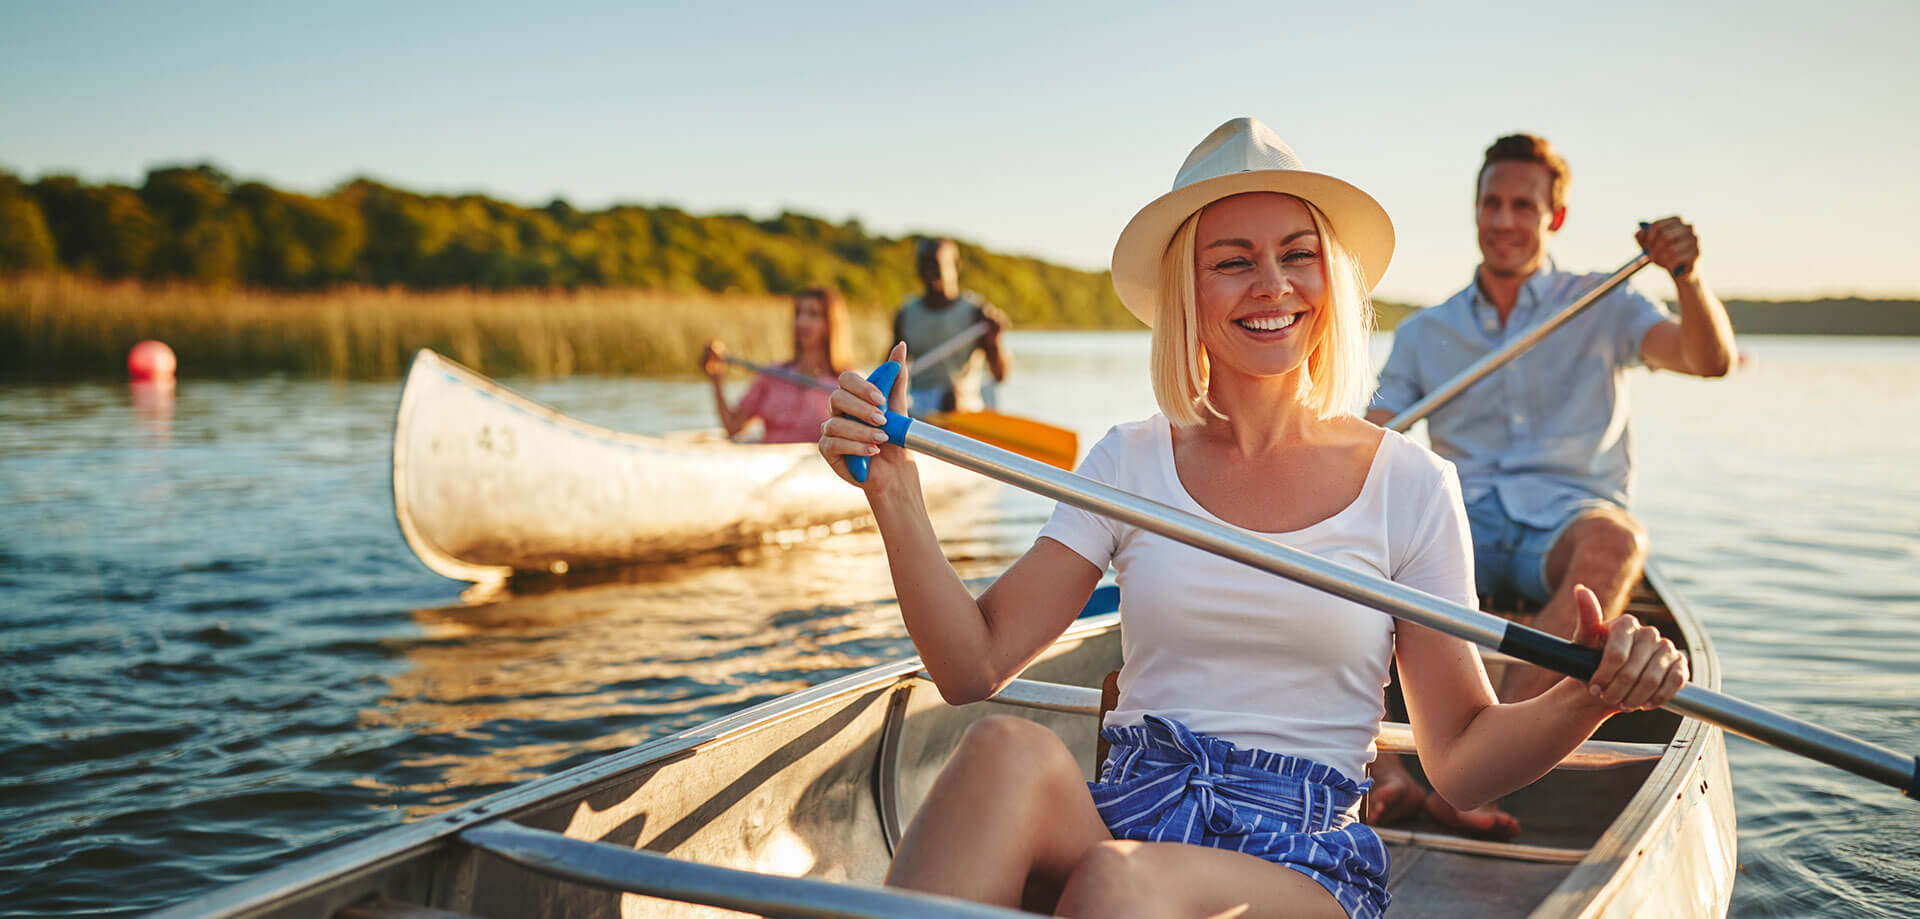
[701,286,853,444]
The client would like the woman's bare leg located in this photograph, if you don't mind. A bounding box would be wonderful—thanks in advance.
[885,715,1113,909]
[1055,840,1352,919]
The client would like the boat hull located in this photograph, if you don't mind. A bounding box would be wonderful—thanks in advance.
[150,567,1735,918]
[392,349,989,581]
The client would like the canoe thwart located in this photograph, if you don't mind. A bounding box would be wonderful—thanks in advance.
[458,820,1036,919]
[1371,828,1591,865]
[982,677,1667,770]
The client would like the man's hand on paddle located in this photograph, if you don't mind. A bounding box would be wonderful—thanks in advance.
[1636,217,1700,281]
[980,303,1011,346]
[1570,584,1690,712]
[821,342,915,489]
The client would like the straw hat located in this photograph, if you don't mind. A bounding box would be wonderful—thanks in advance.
[1110,117,1395,327]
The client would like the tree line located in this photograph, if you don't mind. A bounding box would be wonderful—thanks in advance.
[0,164,1139,328]
[5,164,1914,336]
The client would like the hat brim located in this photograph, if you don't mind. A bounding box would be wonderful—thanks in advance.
[1110,170,1395,327]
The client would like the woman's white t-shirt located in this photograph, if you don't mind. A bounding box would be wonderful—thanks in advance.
[1036,414,1476,780]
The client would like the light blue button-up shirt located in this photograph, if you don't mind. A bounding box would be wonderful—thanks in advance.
[1370,259,1672,529]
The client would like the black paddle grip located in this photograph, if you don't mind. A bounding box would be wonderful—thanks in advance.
[1497,625,1603,682]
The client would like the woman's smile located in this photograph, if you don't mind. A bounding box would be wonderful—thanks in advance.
[1232,307,1312,338]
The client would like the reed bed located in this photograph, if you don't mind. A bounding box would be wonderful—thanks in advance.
[0,274,893,379]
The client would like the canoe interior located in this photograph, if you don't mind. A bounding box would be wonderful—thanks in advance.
[165,566,1733,919]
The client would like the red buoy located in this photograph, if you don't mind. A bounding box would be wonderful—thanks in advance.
[127,340,177,382]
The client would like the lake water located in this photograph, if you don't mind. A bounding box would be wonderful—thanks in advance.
[2,331,1916,917]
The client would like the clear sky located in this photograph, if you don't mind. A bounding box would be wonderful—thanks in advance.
[3,0,1916,304]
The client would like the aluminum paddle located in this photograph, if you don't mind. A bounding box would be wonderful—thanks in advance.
[841,360,1919,798]
[724,355,1077,469]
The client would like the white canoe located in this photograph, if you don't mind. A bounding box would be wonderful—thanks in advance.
[393,349,989,582]
[151,565,1735,918]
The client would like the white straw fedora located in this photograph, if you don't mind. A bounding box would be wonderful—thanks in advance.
[1110,117,1395,327]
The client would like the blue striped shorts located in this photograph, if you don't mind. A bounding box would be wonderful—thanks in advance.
[1089,715,1391,919]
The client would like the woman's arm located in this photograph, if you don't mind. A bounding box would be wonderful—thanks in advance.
[820,343,1100,703]
[702,340,751,436]
[1396,586,1687,809]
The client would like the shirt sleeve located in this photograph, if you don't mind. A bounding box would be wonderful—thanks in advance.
[1035,428,1123,570]
[1368,317,1426,415]
[1390,458,1477,609]
[1614,281,1676,369]
[734,375,774,424]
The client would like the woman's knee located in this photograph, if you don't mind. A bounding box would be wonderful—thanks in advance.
[1057,841,1164,916]
[947,715,1082,785]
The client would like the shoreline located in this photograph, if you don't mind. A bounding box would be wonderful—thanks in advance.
[6,274,1916,381]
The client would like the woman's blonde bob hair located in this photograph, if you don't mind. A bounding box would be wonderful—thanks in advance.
[1150,195,1375,426]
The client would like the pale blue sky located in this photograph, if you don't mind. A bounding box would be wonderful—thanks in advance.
[4,0,1916,302]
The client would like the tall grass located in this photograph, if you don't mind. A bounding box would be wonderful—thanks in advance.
[0,273,893,379]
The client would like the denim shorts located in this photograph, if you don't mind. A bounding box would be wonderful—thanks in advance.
[1464,491,1612,607]
[1088,715,1390,919]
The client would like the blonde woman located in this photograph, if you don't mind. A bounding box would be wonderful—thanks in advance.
[818,119,1688,919]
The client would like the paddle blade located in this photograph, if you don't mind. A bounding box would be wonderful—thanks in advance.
[927,411,1078,470]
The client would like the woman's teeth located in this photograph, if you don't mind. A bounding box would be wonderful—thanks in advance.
[1236,313,1299,332]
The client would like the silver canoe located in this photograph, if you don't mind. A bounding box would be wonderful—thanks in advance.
[392,349,990,582]
[151,563,1735,918]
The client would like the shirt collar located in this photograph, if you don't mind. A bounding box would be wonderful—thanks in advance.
[1470,255,1560,319]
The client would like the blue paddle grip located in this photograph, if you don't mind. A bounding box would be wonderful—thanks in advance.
[1909,757,1918,799]
[845,361,912,483]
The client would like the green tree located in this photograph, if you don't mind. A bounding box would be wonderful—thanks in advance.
[0,172,59,271]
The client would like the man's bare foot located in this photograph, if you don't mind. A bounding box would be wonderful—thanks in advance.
[1422,794,1522,840]
[1364,756,1428,825]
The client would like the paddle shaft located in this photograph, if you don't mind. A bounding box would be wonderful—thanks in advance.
[850,378,1919,797]
[1388,252,1652,433]
[722,355,836,393]
[720,317,992,393]
[909,320,993,370]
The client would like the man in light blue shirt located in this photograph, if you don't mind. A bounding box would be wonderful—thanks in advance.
[1364,134,1736,833]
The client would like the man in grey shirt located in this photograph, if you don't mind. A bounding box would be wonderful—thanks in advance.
[1363,134,1736,833]
[894,238,1010,415]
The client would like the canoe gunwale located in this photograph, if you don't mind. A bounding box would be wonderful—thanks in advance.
[1531,560,1733,918]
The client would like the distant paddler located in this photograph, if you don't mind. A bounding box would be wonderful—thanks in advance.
[701,286,853,443]
[895,237,1012,417]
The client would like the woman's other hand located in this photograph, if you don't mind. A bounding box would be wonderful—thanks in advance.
[1571,584,1689,712]
[820,342,914,489]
